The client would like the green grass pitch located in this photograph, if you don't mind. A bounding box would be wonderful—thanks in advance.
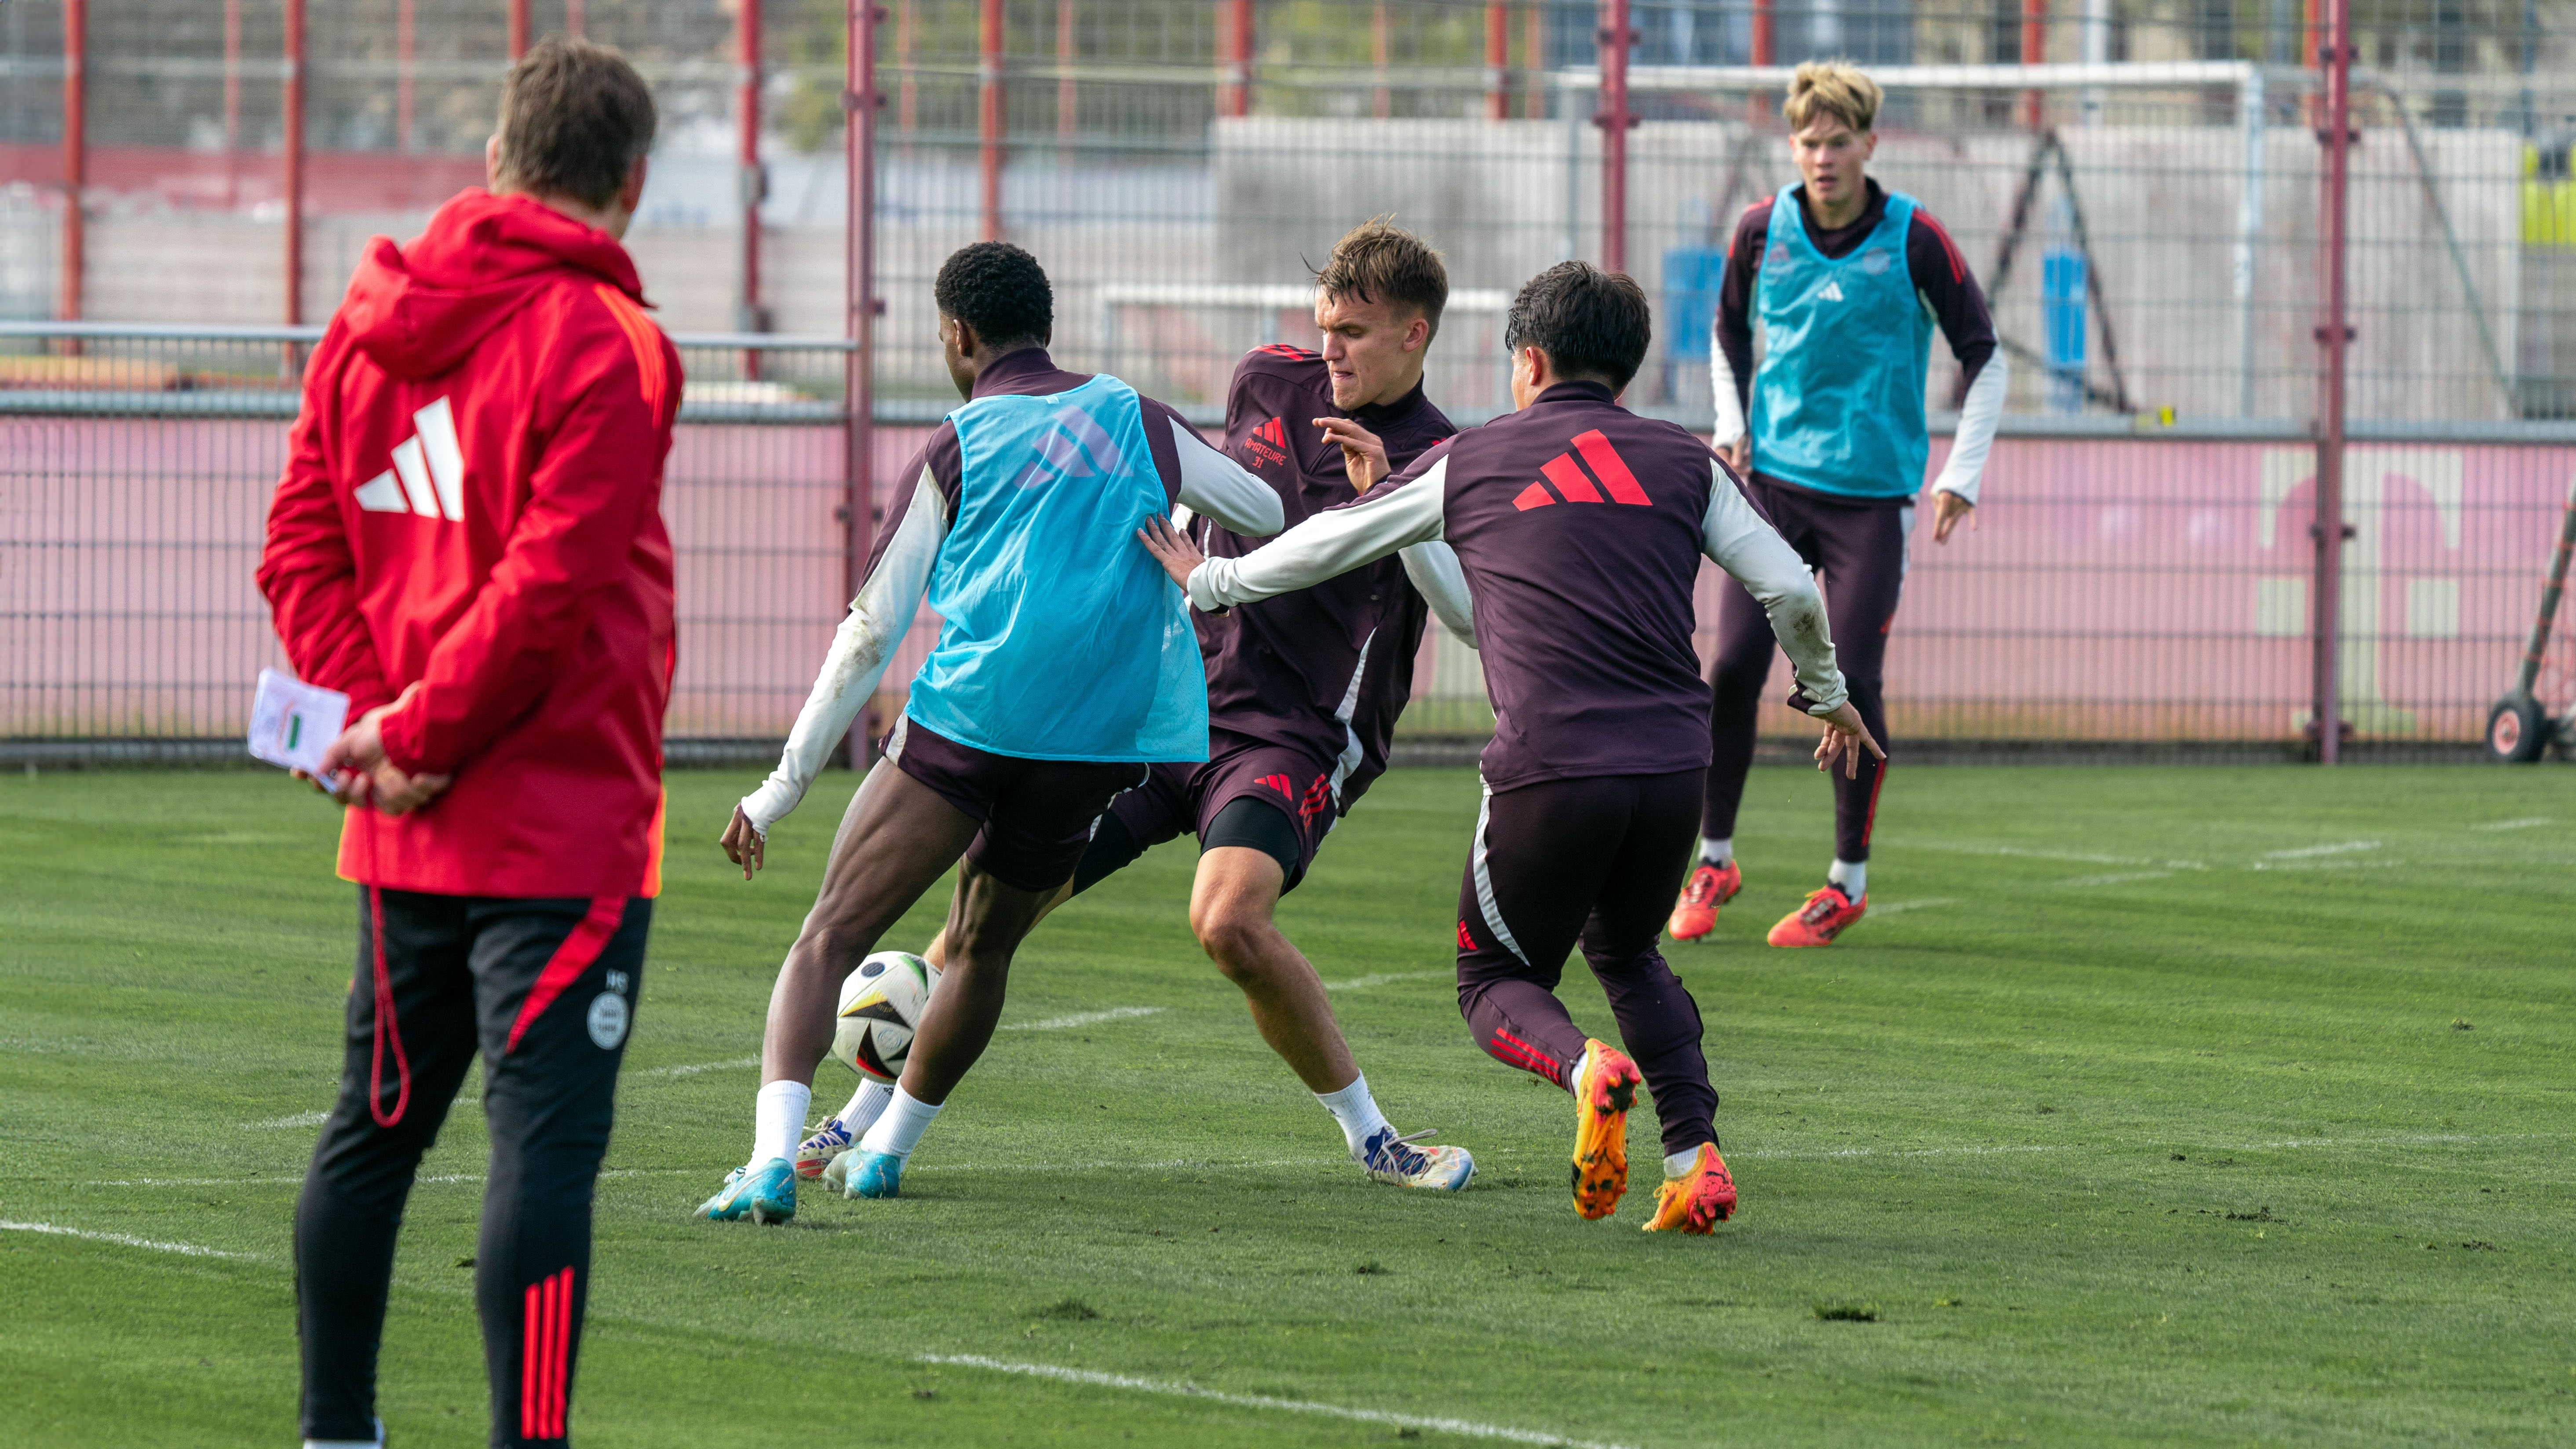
[3,763,2571,1447]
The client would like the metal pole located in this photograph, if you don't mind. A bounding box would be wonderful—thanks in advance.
[979,0,1004,240]
[567,0,585,37]
[2312,0,2352,763]
[1372,2,1390,120]
[1749,0,1772,126]
[2020,0,2047,129]
[2235,64,2263,416]
[510,0,530,59]
[1485,1,1507,121]
[284,0,306,329]
[58,0,83,327]
[739,0,767,369]
[1595,0,1632,274]
[1219,0,1252,119]
[398,0,415,153]
[847,0,883,762]
[898,0,917,138]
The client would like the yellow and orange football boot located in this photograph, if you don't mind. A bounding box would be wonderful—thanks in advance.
[1642,1143,1737,1234]
[1766,883,1865,948]
[1666,859,1742,942]
[1568,1040,1642,1220]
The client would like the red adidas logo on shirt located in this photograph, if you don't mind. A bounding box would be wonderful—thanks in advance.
[1256,772,1296,799]
[1511,429,1652,511]
[1242,415,1290,469]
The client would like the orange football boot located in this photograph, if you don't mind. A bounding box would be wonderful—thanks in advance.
[1666,859,1742,942]
[1766,883,1866,947]
[1568,1040,1642,1220]
[1642,1143,1737,1233]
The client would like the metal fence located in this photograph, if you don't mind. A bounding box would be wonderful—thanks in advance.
[6,2,2576,756]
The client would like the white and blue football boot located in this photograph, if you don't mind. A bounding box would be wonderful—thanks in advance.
[1358,1126,1475,1191]
[795,1117,856,1182]
[696,1157,796,1223]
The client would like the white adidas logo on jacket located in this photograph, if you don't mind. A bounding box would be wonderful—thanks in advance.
[354,396,465,521]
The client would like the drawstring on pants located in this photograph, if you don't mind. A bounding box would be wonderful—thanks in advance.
[367,885,411,1128]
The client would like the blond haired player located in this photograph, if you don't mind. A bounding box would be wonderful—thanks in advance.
[1669,60,2005,949]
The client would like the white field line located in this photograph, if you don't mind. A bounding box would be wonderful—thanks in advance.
[1000,1006,1165,1032]
[1,1219,262,1260]
[635,1055,760,1077]
[2058,871,2175,887]
[2472,817,2553,831]
[246,1110,329,1129]
[2260,839,2382,859]
[1896,843,2208,870]
[916,1354,1638,1449]
[1868,898,1960,916]
[1321,971,1450,992]
[2250,859,2401,872]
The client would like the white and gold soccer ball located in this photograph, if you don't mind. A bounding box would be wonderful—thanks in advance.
[830,950,941,1084]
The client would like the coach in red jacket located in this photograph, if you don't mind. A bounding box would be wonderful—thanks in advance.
[256,38,677,1449]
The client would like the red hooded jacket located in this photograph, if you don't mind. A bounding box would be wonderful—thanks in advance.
[258,189,679,898]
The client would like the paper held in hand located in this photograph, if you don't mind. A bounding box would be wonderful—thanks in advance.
[248,668,350,776]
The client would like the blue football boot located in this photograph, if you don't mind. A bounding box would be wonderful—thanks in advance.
[846,1149,905,1199]
[696,1156,796,1224]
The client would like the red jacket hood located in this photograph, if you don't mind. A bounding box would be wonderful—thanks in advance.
[340,189,649,380]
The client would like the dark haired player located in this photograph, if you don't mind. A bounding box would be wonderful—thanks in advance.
[699,241,1283,1221]
[1142,261,1879,1234]
[1668,59,2004,950]
[261,38,673,1448]
[800,221,1482,1194]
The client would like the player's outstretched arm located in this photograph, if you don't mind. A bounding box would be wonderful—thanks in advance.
[1157,454,1449,611]
[1930,352,2005,543]
[724,468,945,877]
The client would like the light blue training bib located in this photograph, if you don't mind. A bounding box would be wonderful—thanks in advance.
[902,374,1209,763]
[1749,184,1934,499]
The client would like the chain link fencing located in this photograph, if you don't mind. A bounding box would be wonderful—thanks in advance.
[5,1,2576,759]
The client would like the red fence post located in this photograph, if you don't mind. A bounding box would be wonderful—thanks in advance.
[2020,0,2047,128]
[1058,0,1078,159]
[567,0,585,37]
[847,0,884,762]
[1219,0,1251,120]
[1749,0,1772,125]
[1522,3,1543,120]
[1371,1,1390,120]
[979,0,1005,239]
[283,0,305,328]
[58,0,83,328]
[1485,1,1507,121]
[2312,0,2353,763]
[740,0,768,370]
[510,0,530,59]
[1595,0,1632,274]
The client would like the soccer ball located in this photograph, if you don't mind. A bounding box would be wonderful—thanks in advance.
[831,951,941,1084]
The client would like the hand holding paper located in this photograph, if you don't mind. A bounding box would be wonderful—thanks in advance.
[316,683,453,815]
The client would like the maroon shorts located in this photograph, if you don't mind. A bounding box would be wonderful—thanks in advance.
[883,714,1149,894]
[1084,731,1339,893]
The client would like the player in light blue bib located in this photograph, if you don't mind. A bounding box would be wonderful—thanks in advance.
[1671,61,2009,953]
[699,243,1284,1222]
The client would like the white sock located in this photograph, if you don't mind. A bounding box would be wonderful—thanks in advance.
[1698,836,1733,866]
[306,1419,383,1449]
[749,1079,811,1169]
[1828,858,1865,899]
[1314,1072,1394,1156]
[1664,1146,1707,1179]
[1564,1044,1590,1094]
[856,1084,942,1160]
[835,1080,898,1136]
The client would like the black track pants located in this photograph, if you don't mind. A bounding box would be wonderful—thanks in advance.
[1703,479,1908,863]
[295,887,650,1447]
[1454,770,1719,1157]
